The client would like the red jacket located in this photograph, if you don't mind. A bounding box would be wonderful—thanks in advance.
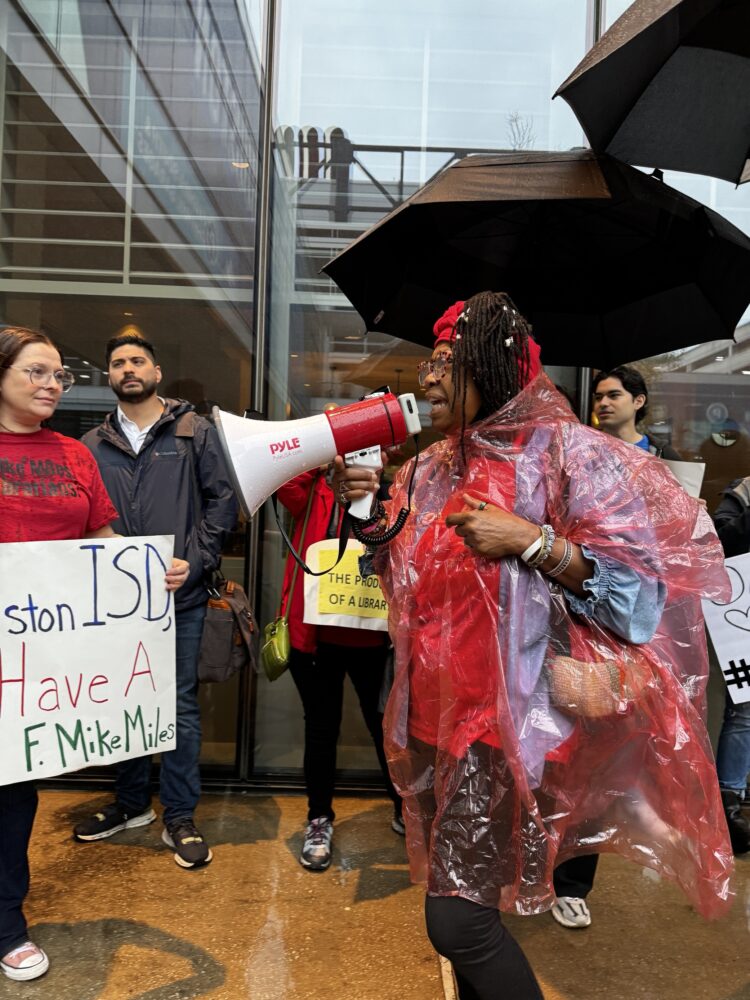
[277,470,386,654]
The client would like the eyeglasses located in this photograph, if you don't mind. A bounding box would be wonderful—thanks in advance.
[416,354,453,388]
[9,364,75,392]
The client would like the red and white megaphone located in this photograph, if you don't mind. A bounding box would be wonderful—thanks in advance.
[212,391,421,519]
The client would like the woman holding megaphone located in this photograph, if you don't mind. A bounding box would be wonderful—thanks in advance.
[332,291,732,999]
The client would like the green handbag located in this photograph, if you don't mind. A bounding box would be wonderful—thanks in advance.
[261,616,291,681]
[261,481,316,682]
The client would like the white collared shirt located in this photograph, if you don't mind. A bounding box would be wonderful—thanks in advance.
[117,401,164,454]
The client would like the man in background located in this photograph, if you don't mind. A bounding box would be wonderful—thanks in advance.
[73,334,237,868]
[592,365,680,458]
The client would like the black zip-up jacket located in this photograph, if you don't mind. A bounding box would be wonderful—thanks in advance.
[81,398,238,610]
[713,476,750,558]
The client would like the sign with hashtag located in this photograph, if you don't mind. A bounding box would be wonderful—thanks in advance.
[702,552,750,705]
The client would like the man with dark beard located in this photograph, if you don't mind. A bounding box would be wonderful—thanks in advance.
[72,334,237,868]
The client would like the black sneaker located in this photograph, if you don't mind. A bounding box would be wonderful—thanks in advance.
[162,819,213,868]
[73,802,156,842]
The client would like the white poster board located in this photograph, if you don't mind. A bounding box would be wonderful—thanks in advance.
[661,459,705,499]
[303,539,389,631]
[702,552,750,704]
[0,535,176,785]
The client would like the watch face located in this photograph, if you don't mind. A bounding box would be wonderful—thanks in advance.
[711,431,739,448]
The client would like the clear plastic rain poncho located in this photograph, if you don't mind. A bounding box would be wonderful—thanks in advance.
[376,374,733,919]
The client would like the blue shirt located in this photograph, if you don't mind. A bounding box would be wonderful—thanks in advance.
[562,431,666,642]
[564,545,666,644]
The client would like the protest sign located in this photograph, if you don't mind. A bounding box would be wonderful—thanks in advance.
[661,459,705,499]
[303,539,388,631]
[0,535,176,785]
[702,551,750,705]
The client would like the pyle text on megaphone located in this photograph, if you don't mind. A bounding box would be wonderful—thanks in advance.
[212,389,421,520]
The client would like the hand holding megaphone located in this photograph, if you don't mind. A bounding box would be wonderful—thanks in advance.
[213,389,421,520]
[331,452,383,515]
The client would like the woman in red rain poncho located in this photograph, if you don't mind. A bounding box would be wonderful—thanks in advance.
[332,291,732,1000]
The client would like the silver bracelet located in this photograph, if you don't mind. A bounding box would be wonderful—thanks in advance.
[528,524,555,569]
[546,538,573,578]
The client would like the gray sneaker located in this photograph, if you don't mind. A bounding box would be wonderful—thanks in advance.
[300,817,333,871]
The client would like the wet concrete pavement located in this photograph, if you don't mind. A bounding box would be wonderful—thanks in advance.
[1,789,748,1000]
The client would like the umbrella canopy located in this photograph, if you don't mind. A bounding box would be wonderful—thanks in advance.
[322,150,750,369]
[555,0,750,185]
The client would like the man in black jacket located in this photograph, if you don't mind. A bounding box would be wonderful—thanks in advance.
[73,334,238,868]
[711,477,750,855]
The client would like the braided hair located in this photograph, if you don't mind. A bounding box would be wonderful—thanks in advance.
[450,291,533,437]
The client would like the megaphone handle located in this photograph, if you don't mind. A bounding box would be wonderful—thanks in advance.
[344,444,382,520]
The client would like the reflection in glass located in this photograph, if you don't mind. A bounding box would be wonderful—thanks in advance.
[1,1,264,769]
[623,326,750,513]
[256,0,590,777]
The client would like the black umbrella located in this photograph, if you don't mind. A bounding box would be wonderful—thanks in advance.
[555,0,750,185]
[322,150,750,369]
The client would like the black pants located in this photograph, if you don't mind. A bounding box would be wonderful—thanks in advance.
[425,896,544,1000]
[0,781,38,958]
[290,642,399,822]
[553,854,599,899]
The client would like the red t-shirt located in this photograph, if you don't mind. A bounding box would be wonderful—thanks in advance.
[0,429,118,542]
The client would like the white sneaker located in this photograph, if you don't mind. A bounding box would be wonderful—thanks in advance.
[551,896,592,929]
[1,942,50,981]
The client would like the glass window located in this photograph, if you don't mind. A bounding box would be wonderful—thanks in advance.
[255,0,591,778]
[1,0,264,772]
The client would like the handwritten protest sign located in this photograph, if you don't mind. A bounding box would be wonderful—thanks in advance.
[303,539,388,631]
[0,535,176,785]
[702,552,750,705]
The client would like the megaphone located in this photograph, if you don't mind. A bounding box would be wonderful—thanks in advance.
[212,390,421,519]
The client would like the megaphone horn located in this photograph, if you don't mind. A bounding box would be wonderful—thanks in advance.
[213,391,421,518]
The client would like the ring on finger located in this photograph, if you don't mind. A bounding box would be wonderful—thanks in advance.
[339,483,349,502]
[478,501,488,510]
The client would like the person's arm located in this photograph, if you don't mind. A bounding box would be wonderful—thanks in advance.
[713,481,750,558]
[193,422,239,573]
[446,495,665,644]
[445,495,595,596]
[277,469,320,518]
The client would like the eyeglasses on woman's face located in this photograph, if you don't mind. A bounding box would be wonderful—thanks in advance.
[416,352,453,388]
[8,364,75,392]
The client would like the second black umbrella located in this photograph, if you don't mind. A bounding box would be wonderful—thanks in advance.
[323,150,750,369]
[555,0,750,185]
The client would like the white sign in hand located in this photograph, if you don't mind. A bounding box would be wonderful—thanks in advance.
[0,535,176,785]
[702,551,750,705]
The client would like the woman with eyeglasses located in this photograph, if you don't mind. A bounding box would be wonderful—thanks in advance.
[0,325,120,981]
[332,291,732,999]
